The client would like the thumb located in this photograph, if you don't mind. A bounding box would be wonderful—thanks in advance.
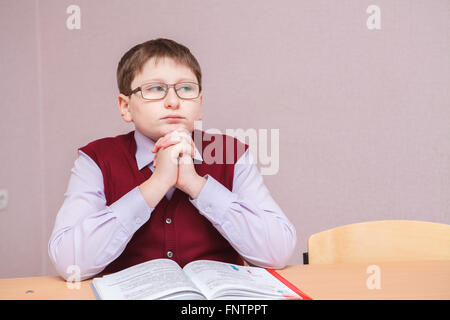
[178,153,192,165]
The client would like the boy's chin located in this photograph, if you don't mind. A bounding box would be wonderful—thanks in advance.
[161,123,192,135]
[139,125,192,140]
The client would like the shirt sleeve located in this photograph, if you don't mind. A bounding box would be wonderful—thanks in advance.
[47,151,153,281]
[189,149,297,269]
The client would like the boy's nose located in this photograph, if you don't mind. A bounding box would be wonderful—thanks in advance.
[164,87,180,109]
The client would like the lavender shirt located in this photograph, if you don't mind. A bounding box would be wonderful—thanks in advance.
[48,130,296,280]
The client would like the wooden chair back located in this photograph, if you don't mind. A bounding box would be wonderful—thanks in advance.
[307,220,450,264]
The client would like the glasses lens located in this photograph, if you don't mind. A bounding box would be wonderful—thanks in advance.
[141,83,167,100]
[175,82,199,99]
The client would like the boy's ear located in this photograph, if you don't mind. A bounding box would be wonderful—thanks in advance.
[118,93,133,123]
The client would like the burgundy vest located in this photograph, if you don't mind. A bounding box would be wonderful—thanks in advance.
[79,130,248,273]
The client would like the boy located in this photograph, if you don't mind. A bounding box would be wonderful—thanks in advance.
[48,38,296,280]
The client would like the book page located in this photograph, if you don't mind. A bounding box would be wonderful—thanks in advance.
[183,260,300,300]
[92,259,204,300]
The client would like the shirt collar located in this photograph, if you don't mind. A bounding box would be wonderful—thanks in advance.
[134,129,203,170]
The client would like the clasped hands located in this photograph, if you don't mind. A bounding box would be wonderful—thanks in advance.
[151,129,206,199]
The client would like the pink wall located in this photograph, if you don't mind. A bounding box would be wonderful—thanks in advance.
[0,0,46,277]
[1,0,449,277]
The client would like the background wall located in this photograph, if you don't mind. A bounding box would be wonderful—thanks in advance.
[1,0,449,277]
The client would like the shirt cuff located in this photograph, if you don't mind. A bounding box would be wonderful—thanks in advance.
[109,186,154,235]
[189,175,236,225]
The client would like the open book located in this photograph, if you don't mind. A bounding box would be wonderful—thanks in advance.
[90,259,311,300]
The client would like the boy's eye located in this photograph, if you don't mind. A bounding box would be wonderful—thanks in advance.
[178,85,193,91]
[146,85,165,92]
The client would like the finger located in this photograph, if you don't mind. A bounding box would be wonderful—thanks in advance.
[177,130,192,143]
[178,138,195,158]
[178,136,195,158]
[169,140,192,162]
[170,129,192,143]
[162,135,191,154]
[178,148,193,165]
[152,137,165,153]
[183,134,195,158]
[152,140,165,153]
[170,128,190,137]
[153,135,181,153]
[178,153,192,165]
[160,130,191,148]
[160,136,181,151]
[191,140,195,158]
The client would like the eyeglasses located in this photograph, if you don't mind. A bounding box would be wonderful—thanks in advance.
[129,82,201,100]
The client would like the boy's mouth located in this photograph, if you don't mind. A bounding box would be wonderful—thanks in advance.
[161,115,185,120]
[161,115,185,123]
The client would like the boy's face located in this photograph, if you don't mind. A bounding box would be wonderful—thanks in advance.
[118,56,202,142]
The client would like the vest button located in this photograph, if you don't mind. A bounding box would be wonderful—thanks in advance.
[165,218,172,224]
[167,251,173,258]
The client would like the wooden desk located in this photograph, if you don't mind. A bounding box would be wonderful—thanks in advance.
[279,260,450,300]
[0,260,449,300]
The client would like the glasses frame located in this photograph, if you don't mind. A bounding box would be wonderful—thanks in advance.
[129,81,201,100]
